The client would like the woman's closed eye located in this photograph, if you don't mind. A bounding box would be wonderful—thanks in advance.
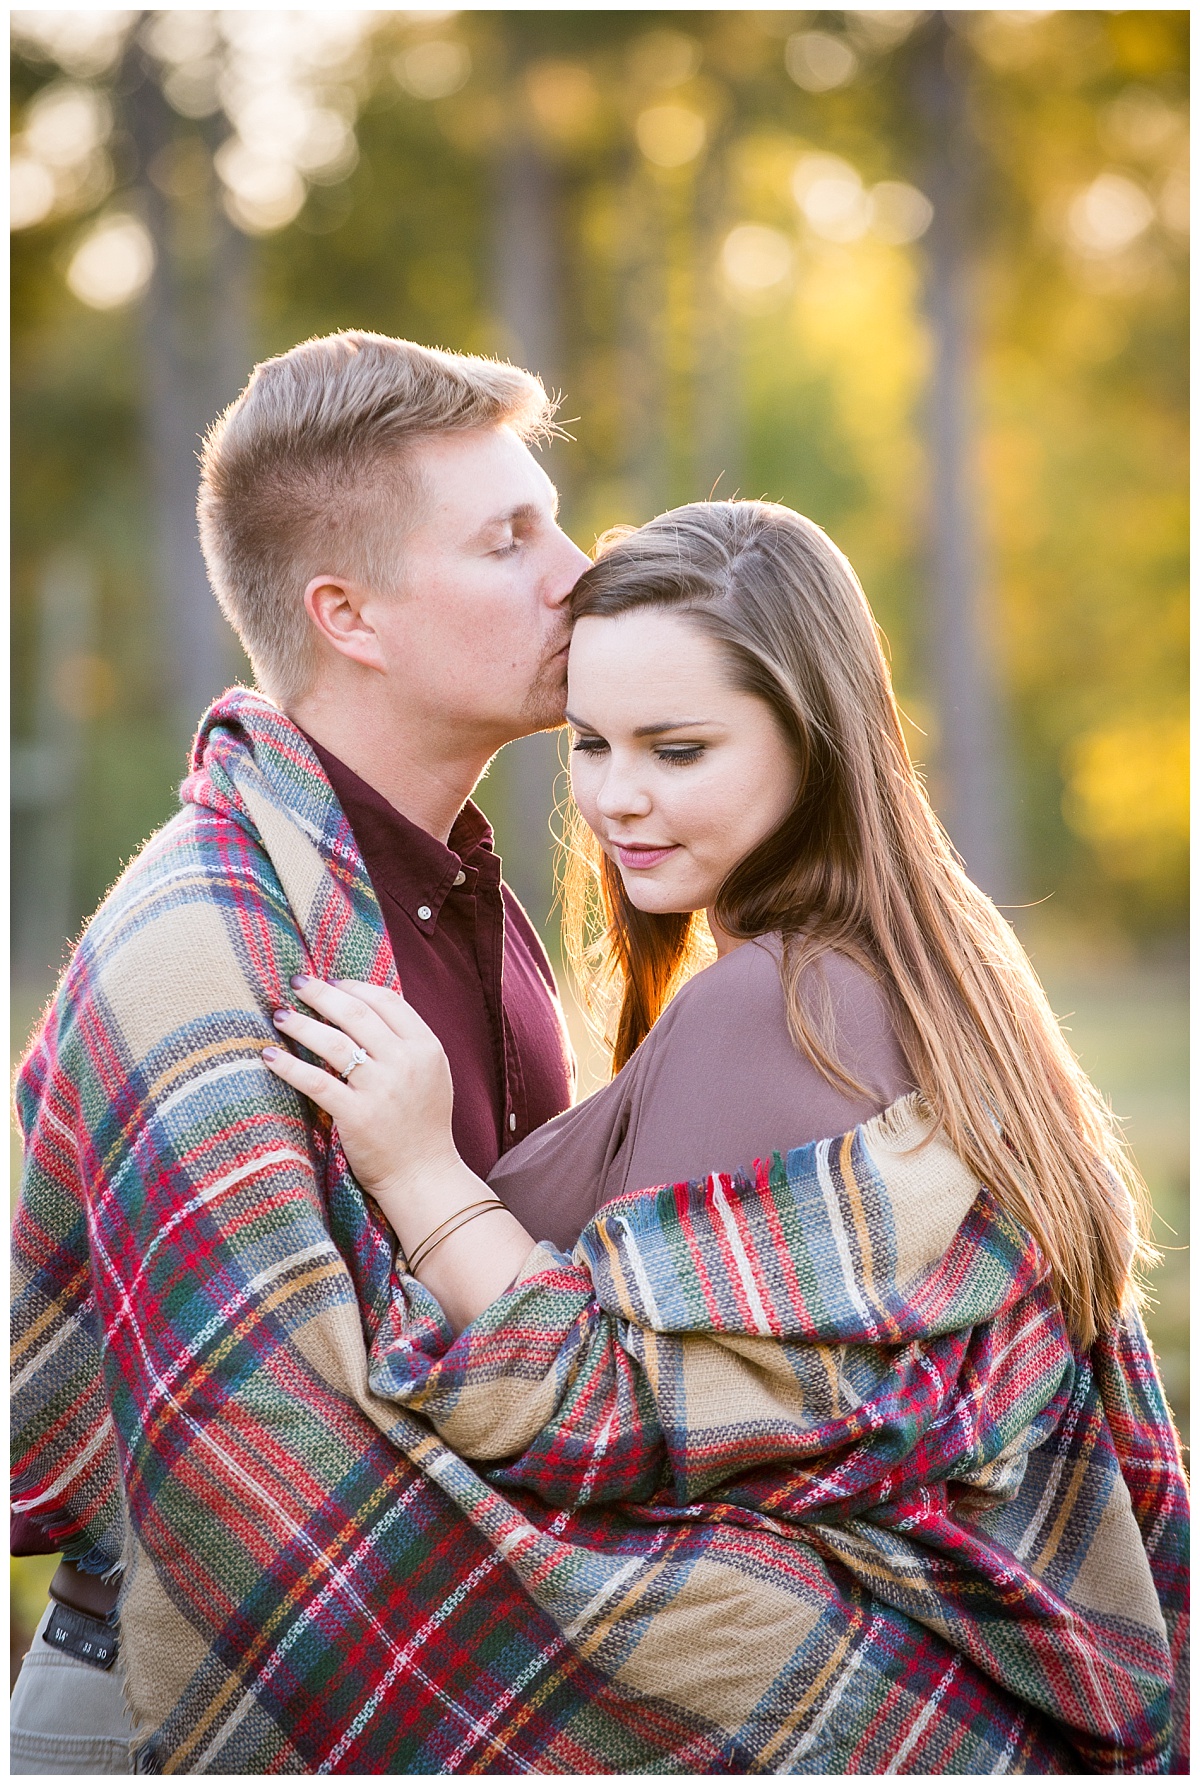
[571,735,706,765]
[655,744,705,766]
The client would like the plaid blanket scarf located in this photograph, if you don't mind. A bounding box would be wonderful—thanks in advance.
[12,688,1188,1774]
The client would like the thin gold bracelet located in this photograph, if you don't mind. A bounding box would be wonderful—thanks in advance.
[408,1200,509,1276]
[404,1197,500,1270]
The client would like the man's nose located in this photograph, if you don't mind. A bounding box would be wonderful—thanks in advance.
[547,529,592,605]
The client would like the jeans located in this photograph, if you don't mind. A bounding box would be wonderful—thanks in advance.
[10,1600,135,1774]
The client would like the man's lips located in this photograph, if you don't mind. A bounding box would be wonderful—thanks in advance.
[613,843,679,871]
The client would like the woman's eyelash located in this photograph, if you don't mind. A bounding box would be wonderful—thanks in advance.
[571,739,705,764]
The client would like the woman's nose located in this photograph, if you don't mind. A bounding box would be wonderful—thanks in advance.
[595,768,652,821]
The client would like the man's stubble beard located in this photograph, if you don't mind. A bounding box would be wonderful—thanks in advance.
[516,654,570,738]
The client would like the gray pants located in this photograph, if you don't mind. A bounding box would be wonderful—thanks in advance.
[10,1601,136,1774]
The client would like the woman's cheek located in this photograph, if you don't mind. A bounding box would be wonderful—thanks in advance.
[570,762,601,834]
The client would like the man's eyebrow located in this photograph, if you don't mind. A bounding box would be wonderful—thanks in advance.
[476,494,558,536]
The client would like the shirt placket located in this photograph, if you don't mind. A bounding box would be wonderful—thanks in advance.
[469,865,514,1151]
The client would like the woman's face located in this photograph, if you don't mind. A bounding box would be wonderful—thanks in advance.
[567,610,801,930]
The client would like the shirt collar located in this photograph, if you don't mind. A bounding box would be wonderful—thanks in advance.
[299,731,500,933]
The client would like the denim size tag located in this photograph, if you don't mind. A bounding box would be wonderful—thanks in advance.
[43,1599,119,1670]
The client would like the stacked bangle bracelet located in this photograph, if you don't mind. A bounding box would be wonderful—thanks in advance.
[406,1197,507,1275]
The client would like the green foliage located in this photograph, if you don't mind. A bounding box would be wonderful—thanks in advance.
[10,11,1188,948]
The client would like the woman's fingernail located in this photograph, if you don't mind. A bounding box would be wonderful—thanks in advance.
[290,973,310,989]
[272,1010,289,1025]
[262,1046,280,1061]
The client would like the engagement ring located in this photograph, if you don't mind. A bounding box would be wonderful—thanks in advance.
[340,1045,369,1080]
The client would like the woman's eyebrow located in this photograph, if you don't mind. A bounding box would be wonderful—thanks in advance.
[632,719,713,737]
[565,713,717,736]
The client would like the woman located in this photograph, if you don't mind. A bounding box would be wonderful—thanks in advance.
[265,501,1187,1772]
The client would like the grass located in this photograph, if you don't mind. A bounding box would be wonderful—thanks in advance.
[1030,948,1189,1449]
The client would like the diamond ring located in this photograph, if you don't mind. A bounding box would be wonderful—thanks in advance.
[340,1044,369,1081]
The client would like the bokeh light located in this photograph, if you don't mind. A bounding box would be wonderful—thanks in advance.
[10,155,56,229]
[785,31,858,94]
[65,211,155,308]
[721,223,794,294]
[636,103,706,169]
[10,9,133,79]
[792,152,871,242]
[23,80,111,165]
[1066,172,1156,256]
[869,181,935,246]
[393,39,471,101]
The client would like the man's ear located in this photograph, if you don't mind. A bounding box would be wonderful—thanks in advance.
[303,575,386,672]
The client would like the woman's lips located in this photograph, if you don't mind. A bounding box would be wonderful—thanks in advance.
[614,843,679,871]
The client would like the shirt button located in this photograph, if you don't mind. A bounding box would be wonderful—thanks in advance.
[508,1112,517,1133]
[417,904,432,922]
[452,870,466,887]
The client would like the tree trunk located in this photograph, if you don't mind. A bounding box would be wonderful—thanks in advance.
[11,553,96,983]
[915,15,1014,901]
[125,63,249,751]
[488,129,567,936]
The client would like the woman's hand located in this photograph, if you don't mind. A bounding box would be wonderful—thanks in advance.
[262,977,537,1332]
[263,976,458,1207]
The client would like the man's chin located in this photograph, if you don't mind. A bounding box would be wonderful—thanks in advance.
[517,673,569,736]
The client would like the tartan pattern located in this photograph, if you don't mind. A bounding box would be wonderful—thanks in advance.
[371,1121,1188,1774]
[11,687,1188,1774]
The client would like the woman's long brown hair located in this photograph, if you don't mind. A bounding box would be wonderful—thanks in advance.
[560,500,1152,1348]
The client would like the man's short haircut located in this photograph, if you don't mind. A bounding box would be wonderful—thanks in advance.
[197,331,557,706]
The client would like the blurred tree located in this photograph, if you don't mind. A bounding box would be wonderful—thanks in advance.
[123,39,250,744]
[10,9,1188,971]
[911,13,1013,900]
[11,553,98,981]
[485,38,569,934]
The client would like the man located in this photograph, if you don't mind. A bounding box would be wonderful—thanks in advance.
[11,331,623,1772]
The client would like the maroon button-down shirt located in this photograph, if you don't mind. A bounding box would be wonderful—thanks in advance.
[306,735,576,1181]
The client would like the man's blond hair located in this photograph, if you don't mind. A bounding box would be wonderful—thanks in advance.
[197,331,556,705]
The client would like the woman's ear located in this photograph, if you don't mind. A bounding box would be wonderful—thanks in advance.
[303,575,386,671]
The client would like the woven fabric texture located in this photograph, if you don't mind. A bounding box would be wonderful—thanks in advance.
[11,688,1188,1774]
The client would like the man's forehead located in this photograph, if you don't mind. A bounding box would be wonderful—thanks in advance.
[410,425,559,522]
